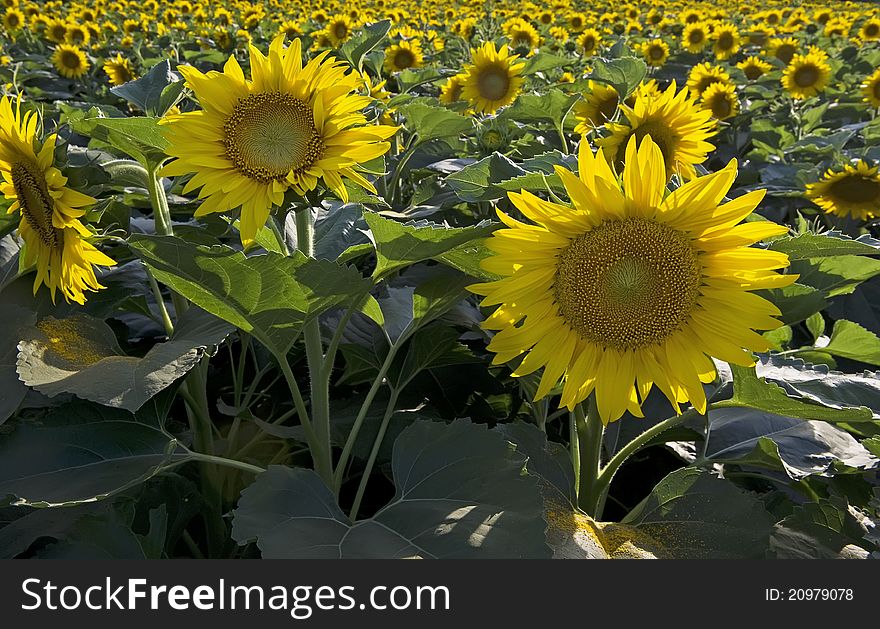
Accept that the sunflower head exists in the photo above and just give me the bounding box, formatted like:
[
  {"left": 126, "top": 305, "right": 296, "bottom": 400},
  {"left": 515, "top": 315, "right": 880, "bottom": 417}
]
[
  {"left": 51, "top": 44, "right": 90, "bottom": 79},
  {"left": 574, "top": 81, "right": 620, "bottom": 135},
  {"left": 860, "top": 68, "right": 880, "bottom": 108},
  {"left": 782, "top": 53, "right": 831, "bottom": 100},
  {"left": 687, "top": 62, "right": 732, "bottom": 98},
  {"left": 578, "top": 28, "right": 602, "bottom": 56},
  {"left": 460, "top": 42, "right": 526, "bottom": 115},
  {"left": 767, "top": 37, "right": 799, "bottom": 65},
  {"left": 161, "top": 36, "right": 398, "bottom": 247},
  {"left": 383, "top": 39, "right": 424, "bottom": 74},
  {"left": 640, "top": 40, "right": 669, "bottom": 67},
  {"left": 682, "top": 22, "right": 709, "bottom": 53},
  {"left": 701, "top": 83, "right": 739, "bottom": 120},
  {"left": 712, "top": 24, "right": 740, "bottom": 60},
  {"left": 807, "top": 160, "right": 880, "bottom": 221},
  {"left": 439, "top": 74, "right": 467, "bottom": 104},
  {"left": 598, "top": 81, "right": 717, "bottom": 181},
  {"left": 0, "top": 96, "right": 115, "bottom": 303},
  {"left": 469, "top": 135, "right": 793, "bottom": 423},
  {"left": 737, "top": 56, "right": 773, "bottom": 81},
  {"left": 103, "top": 53, "right": 135, "bottom": 86}
]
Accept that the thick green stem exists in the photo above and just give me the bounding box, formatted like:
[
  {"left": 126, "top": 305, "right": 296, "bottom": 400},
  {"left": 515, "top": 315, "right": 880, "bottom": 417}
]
[
  {"left": 186, "top": 451, "right": 266, "bottom": 476},
  {"left": 575, "top": 396, "right": 605, "bottom": 517},
  {"left": 349, "top": 388, "right": 400, "bottom": 520}
]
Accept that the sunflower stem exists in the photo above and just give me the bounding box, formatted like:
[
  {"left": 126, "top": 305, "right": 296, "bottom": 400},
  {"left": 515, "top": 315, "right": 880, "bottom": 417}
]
[
  {"left": 294, "top": 207, "right": 335, "bottom": 487},
  {"left": 575, "top": 396, "right": 605, "bottom": 518},
  {"left": 349, "top": 387, "right": 400, "bottom": 521}
]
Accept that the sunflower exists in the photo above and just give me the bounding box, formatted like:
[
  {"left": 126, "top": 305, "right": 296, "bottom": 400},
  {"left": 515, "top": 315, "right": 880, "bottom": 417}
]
[
  {"left": 782, "top": 53, "right": 830, "bottom": 100},
  {"left": 326, "top": 14, "right": 353, "bottom": 46},
  {"left": 3, "top": 7, "right": 23, "bottom": 31},
  {"left": 103, "top": 53, "right": 135, "bottom": 86},
  {"left": 807, "top": 161, "right": 880, "bottom": 221},
  {"left": 65, "top": 23, "right": 90, "bottom": 46},
  {"left": 860, "top": 18, "right": 880, "bottom": 42},
  {"left": 700, "top": 83, "right": 739, "bottom": 120},
  {"left": 599, "top": 81, "right": 716, "bottom": 180},
  {"left": 578, "top": 28, "right": 602, "bottom": 56},
  {"left": 0, "top": 96, "right": 115, "bottom": 303},
  {"left": 737, "top": 56, "right": 773, "bottom": 81},
  {"left": 46, "top": 18, "right": 68, "bottom": 42},
  {"left": 682, "top": 22, "right": 709, "bottom": 53},
  {"left": 277, "top": 20, "right": 301, "bottom": 40},
  {"left": 640, "top": 40, "right": 669, "bottom": 67},
  {"left": 460, "top": 42, "right": 525, "bottom": 115},
  {"left": 161, "top": 36, "right": 397, "bottom": 246},
  {"left": 766, "top": 37, "right": 798, "bottom": 65},
  {"left": 574, "top": 81, "right": 619, "bottom": 134},
  {"left": 439, "top": 74, "right": 466, "bottom": 104},
  {"left": 51, "top": 44, "right": 90, "bottom": 79},
  {"left": 862, "top": 68, "right": 880, "bottom": 108},
  {"left": 687, "top": 62, "right": 732, "bottom": 98},
  {"left": 469, "top": 135, "right": 793, "bottom": 423},
  {"left": 712, "top": 23, "right": 740, "bottom": 60},
  {"left": 383, "top": 40, "right": 423, "bottom": 74},
  {"left": 508, "top": 21, "right": 541, "bottom": 51},
  {"left": 568, "top": 12, "right": 588, "bottom": 33}
]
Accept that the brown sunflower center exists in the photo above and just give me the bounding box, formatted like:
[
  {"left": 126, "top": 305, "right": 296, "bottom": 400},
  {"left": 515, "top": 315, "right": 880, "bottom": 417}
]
[
  {"left": 866, "top": 24, "right": 880, "bottom": 38},
  {"left": 616, "top": 121, "right": 678, "bottom": 174},
  {"left": 393, "top": 48, "right": 416, "bottom": 69},
  {"left": 582, "top": 35, "right": 596, "bottom": 51},
  {"left": 829, "top": 176, "right": 880, "bottom": 205},
  {"left": 12, "top": 162, "right": 62, "bottom": 249},
  {"left": 224, "top": 92, "right": 324, "bottom": 184},
  {"left": 554, "top": 218, "right": 702, "bottom": 350},
  {"left": 60, "top": 50, "right": 82, "bottom": 70},
  {"left": 873, "top": 81, "right": 880, "bottom": 100},
  {"left": 711, "top": 94, "right": 732, "bottom": 119},
  {"left": 688, "top": 30, "right": 704, "bottom": 44},
  {"left": 743, "top": 64, "right": 763, "bottom": 81},
  {"left": 775, "top": 44, "right": 795, "bottom": 65},
  {"left": 793, "top": 64, "right": 819, "bottom": 88},
  {"left": 598, "top": 94, "right": 619, "bottom": 122},
  {"left": 717, "top": 32, "right": 734, "bottom": 50},
  {"left": 649, "top": 45, "right": 664, "bottom": 60},
  {"left": 333, "top": 23, "right": 348, "bottom": 39},
  {"left": 477, "top": 65, "right": 512, "bottom": 102}
]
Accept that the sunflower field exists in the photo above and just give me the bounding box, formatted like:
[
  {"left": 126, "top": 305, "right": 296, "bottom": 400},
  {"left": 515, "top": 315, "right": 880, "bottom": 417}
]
[{"left": 0, "top": 0, "right": 879, "bottom": 561}]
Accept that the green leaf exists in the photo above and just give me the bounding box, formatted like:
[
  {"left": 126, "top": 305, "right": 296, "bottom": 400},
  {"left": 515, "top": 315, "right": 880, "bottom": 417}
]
[
  {"left": 704, "top": 407, "right": 876, "bottom": 478},
  {"left": 395, "top": 325, "right": 478, "bottom": 386},
  {"left": 0, "top": 303, "right": 35, "bottom": 425},
  {"left": 621, "top": 467, "right": 775, "bottom": 558},
  {"left": 363, "top": 212, "right": 495, "bottom": 278},
  {"left": 16, "top": 309, "right": 232, "bottom": 412},
  {"left": 0, "top": 400, "right": 185, "bottom": 507},
  {"left": 521, "top": 53, "right": 570, "bottom": 75},
  {"left": 397, "top": 100, "right": 472, "bottom": 145},
  {"left": 790, "top": 255, "right": 880, "bottom": 297},
  {"left": 497, "top": 89, "right": 578, "bottom": 125},
  {"left": 823, "top": 320, "right": 880, "bottom": 366},
  {"left": 129, "top": 234, "right": 370, "bottom": 357},
  {"left": 495, "top": 422, "right": 576, "bottom": 505},
  {"left": 588, "top": 57, "right": 648, "bottom": 98},
  {"left": 445, "top": 152, "right": 527, "bottom": 202},
  {"left": 339, "top": 20, "right": 391, "bottom": 71},
  {"left": 69, "top": 115, "right": 169, "bottom": 167},
  {"left": 760, "top": 283, "right": 827, "bottom": 325},
  {"left": 411, "top": 270, "right": 473, "bottom": 328},
  {"left": 771, "top": 497, "right": 874, "bottom": 558},
  {"left": 720, "top": 364, "right": 874, "bottom": 422},
  {"left": 110, "top": 59, "right": 183, "bottom": 117},
  {"left": 768, "top": 231, "right": 880, "bottom": 260},
  {"left": 232, "top": 419, "right": 551, "bottom": 558}
]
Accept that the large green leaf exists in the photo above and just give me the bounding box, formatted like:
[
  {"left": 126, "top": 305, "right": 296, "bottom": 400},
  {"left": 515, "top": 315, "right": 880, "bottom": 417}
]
[
  {"left": 339, "top": 20, "right": 391, "bottom": 71},
  {"left": 588, "top": 57, "right": 648, "bottom": 98},
  {"left": 16, "top": 308, "right": 231, "bottom": 411},
  {"left": 69, "top": 115, "right": 169, "bottom": 167},
  {"left": 718, "top": 364, "right": 874, "bottom": 421},
  {"left": 0, "top": 399, "right": 185, "bottom": 507},
  {"left": 497, "top": 89, "right": 578, "bottom": 125},
  {"left": 770, "top": 497, "right": 875, "bottom": 558},
  {"left": 363, "top": 212, "right": 496, "bottom": 278},
  {"left": 110, "top": 59, "right": 183, "bottom": 117},
  {"left": 769, "top": 231, "right": 880, "bottom": 260},
  {"left": 129, "top": 234, "right": 370, "bottom": 357},
  {"left": 822, "top": 320, "right": 880, "bottom": 367},
  {"left": 396, "top": 100, "right": 472, "bottom": 145},
  {"left": 232, "top": 419, "right": 551, "bottom": 558},
  {"left": 621, "top": 467, "right": 775, "bottom": 558},
  {"left": 704, "top": 407, "right": 876, "bottom": 478}
]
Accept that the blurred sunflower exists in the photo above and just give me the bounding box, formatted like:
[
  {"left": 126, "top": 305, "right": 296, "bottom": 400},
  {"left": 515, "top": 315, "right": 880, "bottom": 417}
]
[
  {"left": 161, "top": 37, "right": 397, "bottom": 246},
  {"left": 64, "top": 23, "right": 90, "bottom": 46},
  {"left": 574, "top": 82, "right": 619, "bottom": 134},
  {"left": 2, "top": 7, "right": 23, "bottom": 32},
  {"left": 767, "top": 37, "right": 798, "bottom": 65},
  {"left": 326, "top": 14, "right": 353, "bottom": 46},
  {"left": 782, "top": 53, "right": 830, "bottom": 99},
  {"left": 599, "top": 81, "right": 716, "bottom": 180},
  {"left": 439, "top": 74, "right": 466, "bottom": 104},
  {"left": 682, "top": 22, "right": 709, "bottom": 53},
  {"left": 461, "top": 42, "right": 525, "bottom": 114},
  {"left": 568, "top": 12, "right": 588, "bottom": 33},
  {"left": 701, "top": 83, "right": 739, "bottom": 120},
  {"left": 103, "top": 53, "right": 135, "bottom": 86},
  {"left": 277, "top": 20, "right": 301, "bottom": 40},
  {"left": 860, "top": 18, "right": 880, "bottom": 42},
  {"left": 384, "top": 40, "right": 423, "bottom": 73},
  {"left": 0, "top": 96, "right": 115, "bottom": 303},
  {"left": 577, "top": 28, "right": 602, "bottom": 56},
  {"left": 737, "top": 57, "right": 772, "bottom": 81},
  {"left": 52, "top": 44, "right": 90, "bottom": 79},
  {"left": 712, "top": 23, "right": 740, "bottom": 60},
  {"left": 46, "top": 19, "right": 67, "bottom": 43},
  {"left": 807, "top": 161, "right": 880, "bottom": 221},
  {"left": 469, "top": 136, "right": 793, "bottom": 423},
  {"left": 862, "top": 68, "right": 880, "bottom": 108},
  {"left": 687, "top": 62, "right": 731, "bottom": 98},
  {"left": 640, "top": 40, "right": 669, "bottom": 67}
]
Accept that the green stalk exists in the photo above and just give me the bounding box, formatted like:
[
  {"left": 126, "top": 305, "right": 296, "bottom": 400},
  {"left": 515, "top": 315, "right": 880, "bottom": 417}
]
[
  {"left": 349, "top": 388, "right": 400, "bottom": 521},
  {"left": 574, "top": 396, "right": 605, "bottom": 517}
]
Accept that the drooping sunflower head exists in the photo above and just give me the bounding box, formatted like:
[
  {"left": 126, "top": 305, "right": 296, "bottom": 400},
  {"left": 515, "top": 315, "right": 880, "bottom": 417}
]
[
  {"left": 161, "top": 36, "right": 398, "bottom": 246},
  {"left": 712, "top": 23, "right": 740, "bottom": 60},
  {"left": 737, "top": 56, "right": 773, "bottom": 81},
  {"left": 860, "top": 68, "right": 880, "bottom": 108},
  {"left": 640, "top": 40, "right": 670, "bottom": 67},
  {"left": 807, "top": 160, "right": 880, "bottom": 221},
  {"left": 782, "top": 53, "right": 831, "bottom": 100},
  {"left": 460, "top": 42, "right": 526, "bottom": 115},
  {"left": 103, "top": 53, "right": 135, "bottom": 86},
  {"left": 383, "top": 39, "right": 424, "bottom": 74},
  {"left": 687, "top": 62, "right": 732, "bottom": 98},
  {"left": 700, "top": 82, "right": 739, "bottom": 121},
  {"left": 578, "top": 28, "right": 602, "bottom": 56},
  {"left": 766, "top": 37, "right": 799, "bottom": 65},
  {"left": 574, "top": 81, "right": 620, "bottom": 135},
  {"left": 469, "top": 135, "right": 793, "bottom": 423},
  {"left": 598, "top": 81, "right": 717, "bottom": 181},
  {"left": 51, "top": 44, "right": 90, "bottom": 79},
  {"left": 439, "top": 74, "right": 467, "bottom": 105},
  {"left": 682, "top": 22, "right": 709, "bottom": 53},
  {"left": 0, "top": 96, "right": 115, "bottom": 303}
]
